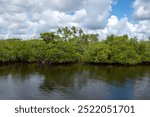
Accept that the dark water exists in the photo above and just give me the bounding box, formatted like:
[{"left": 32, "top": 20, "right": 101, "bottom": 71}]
[{"left": 0, "top": 64, "right": 150, "bottom": 100}]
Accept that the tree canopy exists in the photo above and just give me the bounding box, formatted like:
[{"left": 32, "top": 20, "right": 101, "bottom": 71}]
[{"left": 0, "top": 26, "right": 150, "bottom": 65}]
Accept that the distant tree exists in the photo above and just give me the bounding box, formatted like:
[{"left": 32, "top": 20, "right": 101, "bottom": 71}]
[
  {"left": 40, "top": 32, "right": 59, "bottom": 43},
  {"left": 88, "top": 34, "right": 99, "bottom": 43},
  {"left": 57, "top": 26, "right": 79, "bottom": 40},
  {"left": 57, "top": 28, "right": 62, "bottom": 34},
  {"left": 62, "top": 26, "right": 72, "bottom": 40},
  {"left": 71, "top": 26, "right": 78, "bottom": 37},
  {"left": 79, "top": 29, "right": 84, "bottom": 36}
]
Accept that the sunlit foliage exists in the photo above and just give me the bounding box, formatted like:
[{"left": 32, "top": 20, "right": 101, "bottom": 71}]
[{"left": 0, "top": 27, "right": 150, "bottom": 65}]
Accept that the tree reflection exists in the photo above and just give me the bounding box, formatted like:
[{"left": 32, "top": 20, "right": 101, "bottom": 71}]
[{"left": 0, "top": 64, "right": 150, "bottom": 99}]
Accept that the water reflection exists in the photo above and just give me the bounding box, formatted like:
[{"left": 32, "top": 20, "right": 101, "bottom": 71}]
[{"left": 0, "top": 64, "right": 150, "bottom": 99}]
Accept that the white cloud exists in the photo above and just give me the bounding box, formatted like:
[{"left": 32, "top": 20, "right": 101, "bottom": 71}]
[
  {"left": 90, "top": 0, "right": 150, "bottom": 40},
  {"left": 94, "top": 15, "right": 150, "bottom": 40},
  {"left": 48, "top": 0, "right": 83, "bottom": 12},
  {"left": 82, "top": 0, "right": 112, "bottom": 29},
  {"left": 0, "top": 0, "right": 113, "bottom": 38},
  {"left": 133, "top": 0, "right": 150, "bottom": 20},
  {"left": 106, "top": 16, "right": 136, "bottom": 36},
  {"left": 0, "top": 0, "right": 149, "bottom": 40}
]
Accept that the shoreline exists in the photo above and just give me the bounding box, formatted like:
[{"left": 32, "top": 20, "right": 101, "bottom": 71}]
[{"left": 1, "top": 61, "right": 150, "bottom": 66}]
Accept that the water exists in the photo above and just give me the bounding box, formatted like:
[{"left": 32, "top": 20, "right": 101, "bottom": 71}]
[{"left": 0, "top": 64, "right": 150, "bottom": 100}]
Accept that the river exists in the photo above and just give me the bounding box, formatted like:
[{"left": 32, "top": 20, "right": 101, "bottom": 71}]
[{"left": 0, "top": 64, "right": 150, "bottom": 100}]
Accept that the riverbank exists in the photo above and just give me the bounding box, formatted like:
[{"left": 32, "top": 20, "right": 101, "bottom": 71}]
[
  {"left": 0, "top": 38, "right": 150, "bottom": 65},
  {"left": 0, "top": 28, "right": 150, "bottom": 65}
]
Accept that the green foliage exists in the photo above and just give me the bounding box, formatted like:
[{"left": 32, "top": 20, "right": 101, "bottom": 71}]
[
  {"left": 45, "top": 42, "right": 80, "bottom": 63},
  {"left": 139, "top": 41, "right": 150, "bottom": 63},
  {"left": 40, "top": 32, "right": 59, "bottom": 43},
  {"left": 105, "top": 36, "right": 141, "bottom": 64},
  {"left": 84, "top": 43, "right": 110, "bottom": 63},
  {"left": 0, "top": 27, "right": 150, "bottom": 65}
]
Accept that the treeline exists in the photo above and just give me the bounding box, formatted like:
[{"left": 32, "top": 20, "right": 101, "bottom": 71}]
[{"left": 0, "top": 26, "right": 150, "bottom": 65}]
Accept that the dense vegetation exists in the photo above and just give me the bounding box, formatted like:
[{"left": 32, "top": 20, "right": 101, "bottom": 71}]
[{"left": 0, "top": 26, "right": 150, "bottom": 65}]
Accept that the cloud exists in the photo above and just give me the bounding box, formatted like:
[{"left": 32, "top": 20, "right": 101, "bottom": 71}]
[
  {"left": 0, "top": 0, "right": 113, "bottom": 38},
  {"left": 88, "top": 0, "right": 150, "bottom": 40},
  {"left": 94, "top": 15, "right": 150, "bottom": 40},
  {"left": 133, "top": 0, "right": 150, "bottom": 20},
  {"left": 48, "top": 0, "right": 83, "bottom": 12},
  {"left": 0, "top": 0, "right": 149, "bottom": 40},
  {"left": 105, "top": 16, "right": 137, "bottom": 37},
  {"left": 81, "top": 0, "right": 112, "bottom": 29}
]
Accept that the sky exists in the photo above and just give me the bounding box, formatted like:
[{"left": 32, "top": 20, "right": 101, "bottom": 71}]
[
  {"left": 0, "top": 0, "right": 150, "bottom": 40},
  {"left": 111, "top": 0, "right": 133, "bottom": 19}
]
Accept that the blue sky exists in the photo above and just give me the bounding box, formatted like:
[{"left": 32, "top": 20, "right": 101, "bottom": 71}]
[
  {"left": 111, "top": 0, "right": 134, "bottom": 20},
  {"left": 0, "top": 0, "right": 150, "bottom": 39}
]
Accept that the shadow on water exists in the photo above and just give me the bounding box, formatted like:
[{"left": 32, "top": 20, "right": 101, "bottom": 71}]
[{"left": 0, "top": 64, "right": 150, "bottom": 100}]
